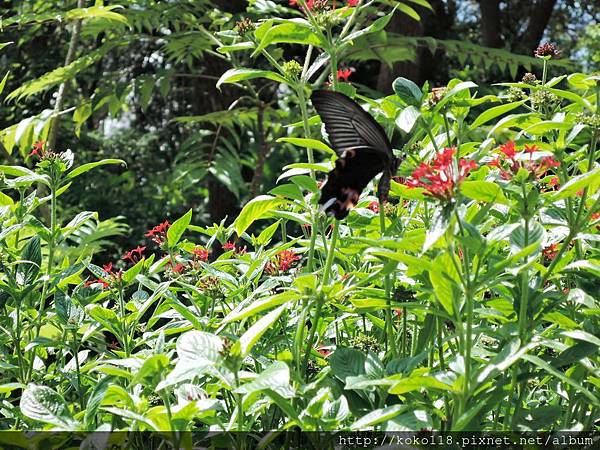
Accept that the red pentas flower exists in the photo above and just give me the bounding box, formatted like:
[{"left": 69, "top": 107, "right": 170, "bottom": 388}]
[
  {"left": 29, "top": 140, "right": 46, "bottom": 158},
  {"left": 122, "top": 246, "right": 146, "bottom": 264},
  {"left": 192, "top": 246, "right": 209, "bottom": 262},
  {"left": 405, "top": 147, "right": 477, "bottom": 202},
  {"left": 223, "top": 241, "right": 247, "bottom": 255},
  {"left": 265, "top": 249, "right": 301, "bottom": 274},
  {"left": 542, "top": 243, "right": 559, "bottom": 260},
  {"left": 489, "top": 141, "right": 560, "bottom": 180},
  {"left": 146, "top": 220, "right": 170, "bottom": 245},
  {"left": 592, "top": 212, "right": 600, "bottom": 231},
  {"left": 317, "top": 345, "right": 332, "bottom": 357},
  {"left": 337, "top": 68, "right": 353, "bottom": 82},
  {"left": 367, "top": 201, "right": 379, "bottom": 213}
]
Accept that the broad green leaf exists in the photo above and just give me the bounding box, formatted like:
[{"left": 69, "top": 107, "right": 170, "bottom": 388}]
[
  {"left": 552, "top": 168, "right": 600, "bottom": 200},
  {"left": 349, "top": 405, "right": 409, "bottom": 430},
  {"left": 235, "top": 361, "right": 294, "bottom": 398},
  {"left": 223, "top": 291, "right": 300, "bottom": 323},
  {"left": 330, "top": 348, "right": 366, "bottom": 381},
  {"left": 177, "top": 331, "right": 222, "bottom": 363},
  {"left": 16, "top": 236, "right": 42, "bottom": 286},
  {"left": 277, "top": 137, "right": 335, "bottom": 155},
  {"left": 167, "top": 208, "right": 192, "bottom": 247},
  {"left": 253, "top": 19, "right": 323, "bottom": 55},
  {"left": 20, "top": 384, "right": 79, "bottom": 429},
  {"left": 461, "top": 181, "right": 509, "bottom": 204},
  {"left": 389, "top": 374, "right": 458, "bottom": 394},
  {"left": 393, "top": 77, "right": 423, "bottom": 106},
  {"left": 66, "top": 159, "right": 125, "bottom": 180},
  {"left": 216, "top": 68, "right": 287, "bottom": 89},
  {"left": 84, "top": 376, "right": 114, "bottom": 428},
  {"left": 521, "top": 354, "right": 600, "bottom": 406},
  {"left": 256, "top": 220, "right": 281, "bottom": 246},
  {"left": 470, "top": 100, "right": 525, "bottom": 129},
  {"left": 396, "top": 105, "right": 421, "bottom": 133},
  {"left": 234, "top": 195, "right": 288, "bottom": 236},
  {"left": 232, "top": 304, "right": 287, "bottom": 358}
]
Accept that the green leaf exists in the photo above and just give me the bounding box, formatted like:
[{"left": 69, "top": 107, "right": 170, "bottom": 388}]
[
  {"left": 216, "top": 68, "right": 287, "bottom": 89},
  {"left": 424, "top": 205, "right": 451, "bottom": 251},
  {"left": 177, "top": 331, "right": 222, "bottom": 364},
  {"left": 7, "top": 43, "right": 117, "bottom": 102},
  {"left": 429, "top": 253, "right": 460, "bottom": 315},
  {"left": 66, "top": 159, "right": 125, "bottom": 180},
  {"left": 461, "top": 181, "right": 509, "bottom": 204},
  {"left": 234, "top": 195, "right": 288, "bottom": 236},
  {"left": 434, "top": 81, "right": 477, "bottom": 111},
  {"left": 0, "top": 72, "right": 9, "bottom": 97},
  {"left": 277, "top": 137, "right": 335, "bottom": 155},
  {"left": 235, "top": 361, "right": 294, "bottom": 398},
  {"left": 65, "top": 5, "right": 127, "bottom": 24},
  {"left": 20, "top": 384, "right": 79, "bottom": 429},
  {"left": 393, "top": 77, "right": 423, "bottom": 106},
  {"left": 223, "top": 291, "right": 300, "bottom": 323},
  {"left": 552, "top": 168, "right": 600, "bottom": 200},
  {"left": 470, "top": 100, "right": 525, "bottom": 129},
  {"left": 232, "top": 304, "right": 287, "bottom": 358},
  {"left": 253, "top": 19, "right": 323, "bottom": 55},
  {"left": 330, "top": 348, "right": 366, "bottom": 381},
  {"left": 349, "top": 405, "right": 409, "bottom": 430},
  {"left": 396, "top": 105, "right": 421, "bottom": 133},
  {"left": 521, "top": 354, "right": 600, "bottom": 406},
  {"left": 509, "top": 221, "right": 544, "bottom": 252},
  {"left": 388, "top": 374, "right": 458, "bottom": 394},
  {"left": 167, "top": 208, "right": 192, "bottom": 247},
  {"left": 84, "top": 376, "right": 114, "bottom": 428},
  {"left": 16, "top": 236, "right": 42, "bottom": 287},
  {"left": 256, "top": 220, "right": 281, "bottom": 246}
]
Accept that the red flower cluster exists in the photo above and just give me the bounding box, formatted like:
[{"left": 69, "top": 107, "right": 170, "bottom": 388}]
[
  {"left": 337, "top": 68, "right": 353, "bottom": 82},
  {"left": 122, "top": 246, "right": 145, "bottom": 264},
  {"left": 489, "top": 141, "right": 560, "bottom": 181},
  {"left": 367, "top": 200, "right": 379, "bottom": 213},
  {"left": 265, "top": 249, "right": 301, "bottom": 274},
  {"left": 146, "top": 220, "right": 170, "bottom": 245},
  {"left": 192, "top": 246, "right": 209, "bottom": 262},
  {"left": 223, "top": 241, "right": 247, "bottom": 255},
  {"left": 29, "top": 140, "right": 46, "bottom": 158},
  {"left": 405, "top": 147, "right": 477, "bottom": 201},
  {"left": 542, "top": 243, "right": 559, "bottom": 260},
  {"left": 317, "top": 345, "right": 332, "bottom": 357}
]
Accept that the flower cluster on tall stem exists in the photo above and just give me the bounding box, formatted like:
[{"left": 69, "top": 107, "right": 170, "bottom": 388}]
[
  {"left": 405, "top": 147, "right": 477, "bottom": 201},
  {"left": 145, "top": 220, "right": 170, "bottom": 245},
  {"left": 265, "top": 249, "right": 301, "bottom": 274},
  {"left": 488, "top": 141, "right": 560, "bottom": 180}
]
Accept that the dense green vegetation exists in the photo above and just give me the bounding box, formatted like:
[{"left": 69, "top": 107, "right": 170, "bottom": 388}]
[{"left": 0, "top": 0, "right": 599, "bottom": 447}]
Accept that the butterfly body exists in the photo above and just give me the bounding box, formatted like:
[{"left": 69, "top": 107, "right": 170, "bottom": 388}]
[{"left": 311, "top": 90, "right": 400, "bottom": 219}]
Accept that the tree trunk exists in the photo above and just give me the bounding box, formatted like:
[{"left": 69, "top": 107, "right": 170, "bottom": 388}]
[
  {"left": 480, "top": 0, "right": 504, "bottom": 48},
  {"left": 376, "top": 11, "right": 423, "bottom": 94},
  {"left": 515, "top": 0, "right": 557, "bottom": 54}
]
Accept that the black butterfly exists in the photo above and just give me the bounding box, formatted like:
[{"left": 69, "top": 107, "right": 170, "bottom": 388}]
[{"left": 311, "top": 90, "right": 401, "bottom": 220}]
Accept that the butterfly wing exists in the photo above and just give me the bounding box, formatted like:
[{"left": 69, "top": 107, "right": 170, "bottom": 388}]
[{"left": 311, "top": 90, "right": 394, "bottom": 219}]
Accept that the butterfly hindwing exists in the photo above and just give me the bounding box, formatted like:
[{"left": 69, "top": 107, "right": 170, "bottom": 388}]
[
  {"left": 311, "top": 90, "right": 396, "bottom": 219},
  {"left": 319, "top": 146, "right": 387, "bottom": 220}
]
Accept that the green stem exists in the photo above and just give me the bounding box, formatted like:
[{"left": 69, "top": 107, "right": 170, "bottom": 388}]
[
  {"left": 303, "top": 221, "right": 339, "bottom": 373},
  {"left": 380, "top": 206, "right": 396, "bottom": 356},
  {"left": 72, "top": 329, "right": 84, "bottom": 411}
]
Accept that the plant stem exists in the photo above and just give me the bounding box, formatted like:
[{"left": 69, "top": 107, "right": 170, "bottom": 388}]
[
  {"left": 302, "top": 220, "right": 339, "bottom": 373},
  {"left": 379, "top": 206, "right": 396, "bottom": 356}
]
